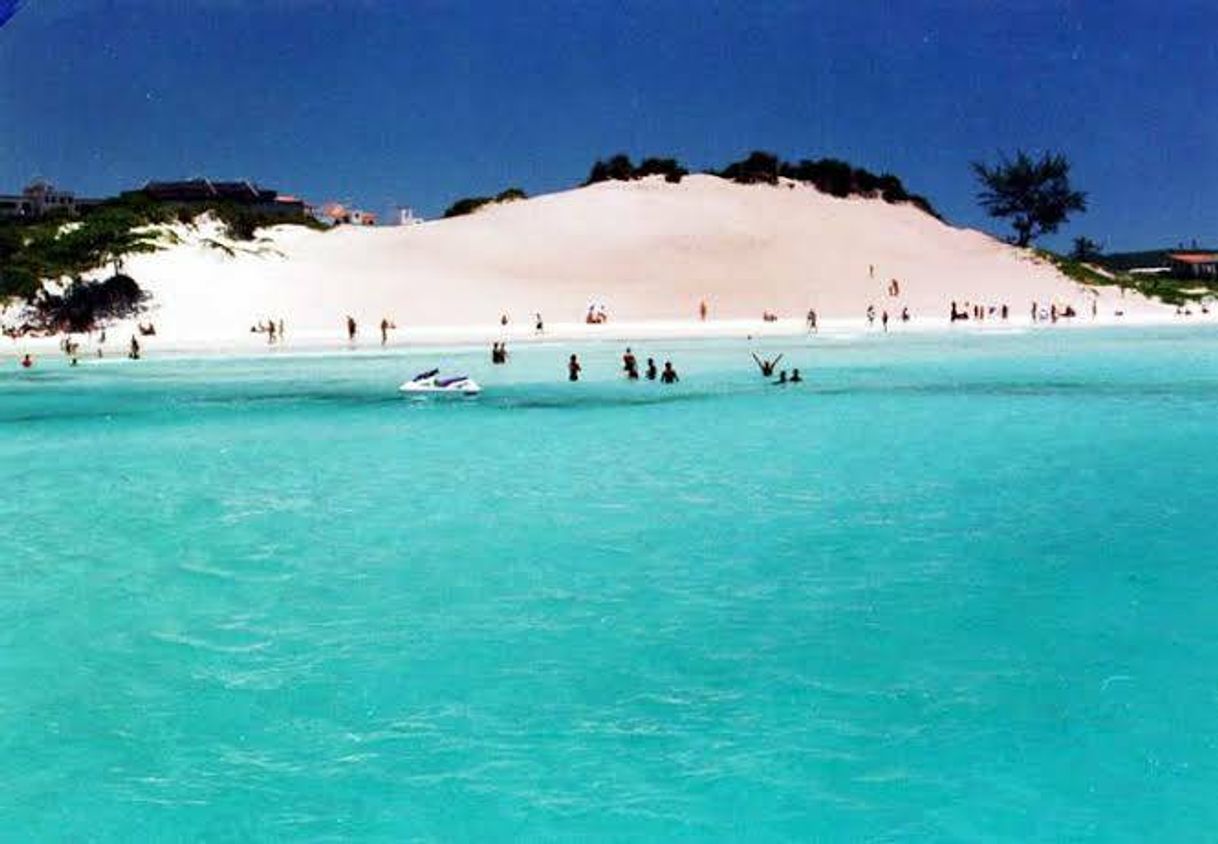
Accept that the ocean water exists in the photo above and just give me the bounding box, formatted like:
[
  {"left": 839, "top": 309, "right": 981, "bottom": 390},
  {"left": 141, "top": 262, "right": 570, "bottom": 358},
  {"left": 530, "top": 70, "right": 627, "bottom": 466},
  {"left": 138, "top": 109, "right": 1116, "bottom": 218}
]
[{"left": 2, "top": 327, "right": 1217, "bottom": 842}]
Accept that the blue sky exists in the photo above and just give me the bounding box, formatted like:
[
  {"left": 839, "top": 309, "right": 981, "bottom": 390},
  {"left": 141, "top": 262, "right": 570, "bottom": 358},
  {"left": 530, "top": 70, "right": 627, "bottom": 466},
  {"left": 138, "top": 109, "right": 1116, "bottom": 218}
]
[{"left": 1, "top": 0, "right": 1214, "bottom": 250}]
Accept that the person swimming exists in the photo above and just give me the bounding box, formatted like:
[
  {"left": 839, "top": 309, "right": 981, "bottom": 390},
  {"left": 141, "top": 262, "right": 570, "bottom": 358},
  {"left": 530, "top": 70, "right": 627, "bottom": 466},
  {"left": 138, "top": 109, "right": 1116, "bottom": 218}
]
[
  {"left": 660, "top": 361, "right": 678, "bottom": 383},
  {"left": 775, "top": 369, "right": 788, "bottom": 384},
  {"left": 790, "top": 368, "right": 802, "bottom": 383},
  {"left": 752, "top": 352, "right": 783, "bottom": 376},
  {"left": 20, "top": 353, "right": 33, "bottom": 369}
]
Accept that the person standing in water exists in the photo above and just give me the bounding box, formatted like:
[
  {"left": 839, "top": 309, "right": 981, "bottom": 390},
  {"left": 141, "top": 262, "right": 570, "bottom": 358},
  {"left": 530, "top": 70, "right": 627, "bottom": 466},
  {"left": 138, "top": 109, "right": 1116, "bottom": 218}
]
[
  {"left": 645, "top": 358, "right": 657, "bottom": 380},
  {"left": 622, "top": 347, "right": 638, "bottom": 379},
  {"left": 790, "top": 368, "right": 802, "bottom": 383},
  {"left": 129, "top": 336, "right": 141, "bottom": 360},
  {"left": 660, "top": 361, "right": 678, "bottom": 383},
  {"left": 20, "top": 353, "right": 33, "bottom": 369},
  {"left": 346, "top": 315, "right": 357, "bottom": 341},
  {"left": 568, "top": 354, "right": 581, "bottom": 382},
  {"left": 380, "top": 318, "right": 390, "bottom": 346}
]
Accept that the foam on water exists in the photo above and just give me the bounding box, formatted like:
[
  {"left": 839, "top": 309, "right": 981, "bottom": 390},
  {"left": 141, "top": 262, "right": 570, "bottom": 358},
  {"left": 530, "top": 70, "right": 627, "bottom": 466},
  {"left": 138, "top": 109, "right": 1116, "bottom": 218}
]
[{"left": 2, "top": 327, "right": 1217, "bottom": 840}]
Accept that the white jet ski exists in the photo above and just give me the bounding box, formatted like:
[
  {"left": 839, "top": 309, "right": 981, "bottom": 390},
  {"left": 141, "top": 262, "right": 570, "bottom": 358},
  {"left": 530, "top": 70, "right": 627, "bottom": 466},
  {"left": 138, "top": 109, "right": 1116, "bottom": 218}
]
[{"left": 399, "top": 368, "right": 482, "bottom": 396}]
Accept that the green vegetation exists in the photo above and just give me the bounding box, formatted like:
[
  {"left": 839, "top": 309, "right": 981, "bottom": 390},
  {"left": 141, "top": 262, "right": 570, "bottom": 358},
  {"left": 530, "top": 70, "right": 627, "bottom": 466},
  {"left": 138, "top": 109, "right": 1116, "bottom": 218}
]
[
  {"left": 1070, "top": 236, "right": 1103, "bottom": 262},
  {"left": 709, "top": 150, "right": 938, "bottom": 216},
  {"left": 577, "top": 150, "right": 937, "bottom": 216},
  {"left": 972, "top": 150, "right": 1086, "bottom": 247},
  {"left": 584, "top": 154, "right": 688, "bottom": 185},
  {"left": 442, "top": 187, "right": 529, "bottom": 219},
  {"left": 1037, "top": 249, "right": 1217, "bottom": 307},
  {"left": 0, "top": 204, "right": 162, "bottom": 303},
  {"left": 27, "top": 274, "right": 149, "bottom": 334},
  {"left": 1, "top": 190, "right": 323, "bottom": 334}
]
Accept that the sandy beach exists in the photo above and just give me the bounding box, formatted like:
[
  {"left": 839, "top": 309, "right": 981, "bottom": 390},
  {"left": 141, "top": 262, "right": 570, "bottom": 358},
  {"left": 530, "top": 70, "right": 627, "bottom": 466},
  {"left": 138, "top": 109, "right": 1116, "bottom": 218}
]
[{"left": 3, "top": 174, "right": 1188, "bottom": 358}]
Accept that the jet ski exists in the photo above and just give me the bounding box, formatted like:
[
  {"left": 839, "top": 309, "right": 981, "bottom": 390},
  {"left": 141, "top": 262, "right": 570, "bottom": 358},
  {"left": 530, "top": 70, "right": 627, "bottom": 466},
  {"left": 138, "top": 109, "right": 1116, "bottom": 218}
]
[{"left": 399, "top": 369, "right": 482, "bottom": 396}]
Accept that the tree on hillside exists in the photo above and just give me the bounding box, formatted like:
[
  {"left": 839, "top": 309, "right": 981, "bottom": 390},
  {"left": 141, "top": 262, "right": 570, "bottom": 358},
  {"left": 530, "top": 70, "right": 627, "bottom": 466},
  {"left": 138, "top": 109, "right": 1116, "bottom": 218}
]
[
  {"left": 1071, "top": 236, "right": 1103, "bottom": 262},
  {"left": 718, "top": 151, "right": 780, "bottom": 185},
  {"left": 972, "top": 150, "right": 1087, "bottom": 247}
]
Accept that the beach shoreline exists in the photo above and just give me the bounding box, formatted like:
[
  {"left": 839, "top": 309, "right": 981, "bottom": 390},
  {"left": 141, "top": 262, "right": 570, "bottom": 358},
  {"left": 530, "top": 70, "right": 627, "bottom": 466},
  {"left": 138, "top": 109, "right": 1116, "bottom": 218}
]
[{"left": 6, "top": 309, "right": 1212, "bottom": 362}]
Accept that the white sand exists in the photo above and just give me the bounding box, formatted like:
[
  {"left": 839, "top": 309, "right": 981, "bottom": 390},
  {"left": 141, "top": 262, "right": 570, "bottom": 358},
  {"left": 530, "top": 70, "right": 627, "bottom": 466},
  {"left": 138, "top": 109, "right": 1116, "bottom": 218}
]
[{"left": 5, "top": 174, "right": 1188, "bottom": 355}]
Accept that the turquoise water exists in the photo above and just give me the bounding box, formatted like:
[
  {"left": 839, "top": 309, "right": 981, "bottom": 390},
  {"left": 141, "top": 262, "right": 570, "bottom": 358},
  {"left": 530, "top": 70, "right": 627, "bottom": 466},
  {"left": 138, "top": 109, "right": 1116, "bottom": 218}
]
[{"left": 2, "top": 328, "right": 1217, "bottom": 841}]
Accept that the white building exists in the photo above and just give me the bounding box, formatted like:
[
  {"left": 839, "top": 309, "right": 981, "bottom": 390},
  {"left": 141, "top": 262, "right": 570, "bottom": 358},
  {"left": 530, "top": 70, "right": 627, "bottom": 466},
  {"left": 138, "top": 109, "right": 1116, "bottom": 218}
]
[{"left": 0, "top": 181, "right": 86, "bottom": 218}]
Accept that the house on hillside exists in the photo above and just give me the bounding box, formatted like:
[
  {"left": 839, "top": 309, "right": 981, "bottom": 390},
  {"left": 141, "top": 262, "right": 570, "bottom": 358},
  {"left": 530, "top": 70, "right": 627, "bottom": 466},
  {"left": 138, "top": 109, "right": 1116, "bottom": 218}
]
[
  {"left": 321, "top": 202, "right": 376, "bottom": 226},
  {"left": 0, "top": 181, "right": 100, "bottom": 219},
  {"left": 136, "top": 179, "right": 308, "bottom": 217},
  {"left": 1167, "top": 253, "right": 1218, "bottom": 279}
]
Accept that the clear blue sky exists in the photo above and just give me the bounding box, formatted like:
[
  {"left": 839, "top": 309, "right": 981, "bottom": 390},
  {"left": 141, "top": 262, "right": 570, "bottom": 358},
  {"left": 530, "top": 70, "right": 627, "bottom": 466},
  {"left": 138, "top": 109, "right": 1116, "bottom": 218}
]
[{"left": 1, "top": 0, "right": 1214, "bottom": 251}]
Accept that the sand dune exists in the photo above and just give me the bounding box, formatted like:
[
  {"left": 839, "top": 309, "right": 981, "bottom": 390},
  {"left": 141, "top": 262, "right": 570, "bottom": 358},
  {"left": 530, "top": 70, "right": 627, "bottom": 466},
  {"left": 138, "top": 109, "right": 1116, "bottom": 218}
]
[{"left": 90, "top": 174, "right": 1165, "bottom": 345}]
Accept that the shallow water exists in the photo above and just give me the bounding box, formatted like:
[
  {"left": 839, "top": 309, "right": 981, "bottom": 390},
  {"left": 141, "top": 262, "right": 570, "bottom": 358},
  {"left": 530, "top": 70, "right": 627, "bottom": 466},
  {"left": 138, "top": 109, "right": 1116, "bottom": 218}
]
[{"left": 2, "top": 328, "right": 1217, "bottom": 841}]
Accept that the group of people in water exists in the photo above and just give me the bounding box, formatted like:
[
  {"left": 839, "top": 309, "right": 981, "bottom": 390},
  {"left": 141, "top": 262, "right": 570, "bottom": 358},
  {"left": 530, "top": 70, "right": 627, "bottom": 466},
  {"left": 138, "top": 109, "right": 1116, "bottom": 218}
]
[
  {"left": 752, "top": 353, "right": 802, "bottom": 384},
  {"left": 563, "top": 348, "right": 679, "bottom": 383}
]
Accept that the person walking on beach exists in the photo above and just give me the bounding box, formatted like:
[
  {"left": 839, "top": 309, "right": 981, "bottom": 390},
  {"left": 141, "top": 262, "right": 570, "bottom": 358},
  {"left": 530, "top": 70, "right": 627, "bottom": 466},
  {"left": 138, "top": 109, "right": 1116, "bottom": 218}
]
[
  {"left": 660, "top": 361, "right": 679, "bottom": 384},
  {"left": 1031, "top": 302, "right": 1038, "bottom": 323},
  {"left": 806, "top": 308, "right": 818, "bottom": 332},
  {"left": 346, "top": 315, "right": 357, "bottom": 341},
  {"left": 882, "top": 310, "right": 889, "bottom": 332},
  {"left": 278, "top": 319, "right": 285, "bottom": 341},
  {"left": 380, "top": 318, "right": 390, "bottom": 346},
  {"left": 568, "top": 353, "right": 581, "bottom": 382},
  {"left": 901, "top": 307, "right": 910, "bottom": 322},
  {"left": 535, "top": 313, "right": 544, "bottom": 334},
  {"left": 129, "top": 335, "right": 141, "bottom": 360},
  {"left": 866, "top": 305, "right": 875, "bottom": 326},
  {"left": 645, "top": 357, "right": 657, "bottom": 380},
  {"left": 267, "top": 318, "right": 276, "bottom": 344},
  {"left": 699, "top": 300, "right": 708, "bottom": 321}
]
